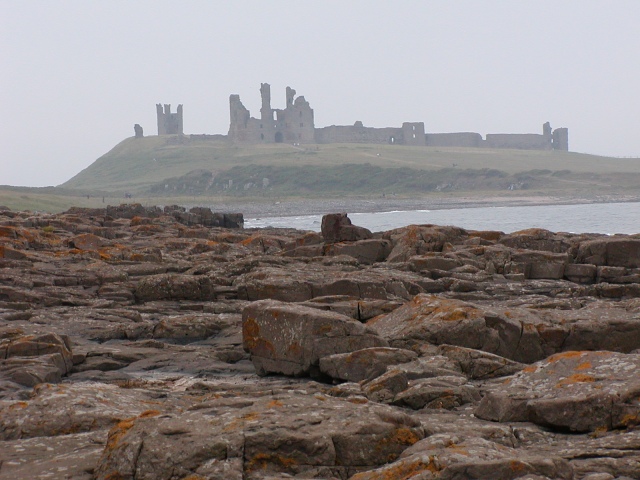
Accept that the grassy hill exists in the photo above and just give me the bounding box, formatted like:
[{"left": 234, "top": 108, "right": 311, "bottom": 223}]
[
  {"left": 2, "top": 135, "right": 638, "bottom": 213},
  {"left": 61, "top": 135, "right": 640, "bottom": 195}
]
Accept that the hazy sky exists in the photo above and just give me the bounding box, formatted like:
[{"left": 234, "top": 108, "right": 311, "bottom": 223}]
[{"left": 2, "top": 1, "right": 640, "bottom": 187}]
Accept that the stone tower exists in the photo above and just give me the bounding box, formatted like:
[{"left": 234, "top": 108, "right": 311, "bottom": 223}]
[
  {"left": 552, "top": 128, "right": 569, "bottom": 151},
  {"left": 228, "top": 83, "right": 315, "bottom": 144},
  {"left": 156, "top": 104, "right": 183, "bottom": 135}
]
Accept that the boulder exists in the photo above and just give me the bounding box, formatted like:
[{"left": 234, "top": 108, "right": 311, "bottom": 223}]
[
  {"left": 437, "top": 344, "right": 526, "bottom": 380},
  {"left": 323, "top": 238, "right": 391, "bottom": 264},
  {"left": 350, "top": 435, "right": 573, "bottom": 480},
  {"left": 242, "top": 299, "right": 387, "bottom": 376},
  {"left": 318, "top": 347, "right": 417, "bottom": 382},
  {"left": 564, "top": 263, "right": 597, "bottom": 283},
  {"left": 0, "top": 332, "right": 74, "bottom": 389},
  {"left": 392, "top": 375, "right": 480, "bottom": 410},
  {"left": 134, "top": 273, "right": 217, "bottom": 302},
  {"left": 577, "top": 237, "right": 640, "bottom": 268},
  {"left": 475, "top": 351, "right": 640, "bottom": 432},
  {"left": 383, "top": 224, "right": 468, "bottom": 263},
  {"left": 321, "top": 213, "right": 373, "bottom": 243},
  {"left": 367, "top": 294, "right": 546, "bottom": 363}
]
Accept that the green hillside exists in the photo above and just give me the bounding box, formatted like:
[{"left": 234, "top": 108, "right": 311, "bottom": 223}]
[{"left": 62, "top": 135, "right": 640, "bottom": 195}]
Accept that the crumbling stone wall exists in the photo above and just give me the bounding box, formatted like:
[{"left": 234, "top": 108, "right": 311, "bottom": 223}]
[
  {"left": 227, "top": 84, "right": 568, "bottom": 151},
  {"left": 314, "top": 122, "right": 426, "bottom": 146},
  {"left": 228, "top": 84, "right": 315, "bottom": 144},
  {"left": 156, "top": 104, "right": 183, "bottom": 135},
  {"left": 426, "top": 132, "right": 483, "bottom": 147},
  {"left": 485, "top": 133, "right": 552, "bottom": 150}
]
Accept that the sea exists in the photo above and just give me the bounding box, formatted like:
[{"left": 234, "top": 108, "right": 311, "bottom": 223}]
[{"left": 244, "top": 201, "right": 639, "bottom": 235}]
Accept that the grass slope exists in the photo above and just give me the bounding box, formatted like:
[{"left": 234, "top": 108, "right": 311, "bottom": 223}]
[{"left": 62, "top": 135, "right": 640, "bottom": 193}]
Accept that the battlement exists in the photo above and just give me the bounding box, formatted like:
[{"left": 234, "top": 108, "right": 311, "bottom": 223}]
[{"left": 156, "top": 103, "right": 183, "bottom": 135}]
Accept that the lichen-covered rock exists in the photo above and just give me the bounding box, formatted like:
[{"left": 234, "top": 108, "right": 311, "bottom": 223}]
[
  {"left": 350, "top": 435, "right": 573, "bottom": 480},
  {"left": 392, "top": 375, "right": 481, "bottom": 410},
  {"left": 321, "top": 213, "right": 373, "bottom": 243},
  {"left": 242, "top": 299, "right": 387, "bottom": 376},
  {"left": 318, "top": 347, "right": 417, "bottom": 382},
  {"left": 0, "top": 332, "right": 74, "bottom": 390},
  {"left": 577, "top": 237, "right": 640, "bottom": 268},
  {"left": 476, "top": 351, "right": 640, "bottom": 432},
  {"left": 93, "top": 392, "right": 425, "bottom": 480},
  {"left": 134, "top": 273, "right": 217, "bottom": 302}
]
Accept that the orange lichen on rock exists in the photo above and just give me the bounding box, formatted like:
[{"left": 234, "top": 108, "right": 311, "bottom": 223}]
[
  {"left": 576, "top": 362, "right": 592, "bottom": 370},
  {"left": 347, "top": 397, "right": 368, "bottom": 404},
  {"left": 105, "top": 418, "right": 136, "bottom": 451},
  {"left": 547, "top": 351, "right": 586, "bottom": 363},
  {"left": 350, "top": 457, "right": 440, "bottom": 480},
  {"left": 245, "top": 452, "right": 297, "bottom": 472},
  {"left": 266, "top": 399, "right": 283, "bottom": 408},
  {"left": 556, "top": 374, "right": 596, "bottom": 388},
  {"left": 139, "top": 409, "right": 161, "bottom": 418}
]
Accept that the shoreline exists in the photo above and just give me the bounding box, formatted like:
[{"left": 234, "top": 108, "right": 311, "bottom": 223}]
[{"left": 207, "top": 194, "right": 640, "bottom": 218}]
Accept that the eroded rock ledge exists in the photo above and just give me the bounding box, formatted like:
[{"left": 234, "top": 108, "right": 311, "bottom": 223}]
[{"left": 0, "top": 207, "right": 638, "bottom": 479}]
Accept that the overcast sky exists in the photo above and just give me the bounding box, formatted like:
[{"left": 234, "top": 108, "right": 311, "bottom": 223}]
[{"left": 2, "top": 1, "right": 640, "bottom": 187}]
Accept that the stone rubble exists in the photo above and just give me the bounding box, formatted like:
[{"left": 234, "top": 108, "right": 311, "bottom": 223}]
[{"left": 0, "top": 207, "right": 639, "bottom": 479}]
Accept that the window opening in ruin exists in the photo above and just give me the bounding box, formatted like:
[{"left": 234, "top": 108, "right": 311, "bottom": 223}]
[
  {"left": 413, "top": 126, "right": 416, "bottom": 131},
  {"left": 260, "top": 133, "right": 264, "bottom": 140},
  {"left": 389, "top": 136, "right": 395, "bottom": 144},
  {"left": 273, "top": 112, "right": 277, "bottom": 121},
  {"left": 275, "top": 132, "right": 283, "bottom": 143},
  {"left": 413, "top": 134, "right": 416, "bottom": 138}
]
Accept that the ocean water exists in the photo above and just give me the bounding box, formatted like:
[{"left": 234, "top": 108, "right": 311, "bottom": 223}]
[{"left": 245, "top": 201, "right": 639, "bottom": 235}]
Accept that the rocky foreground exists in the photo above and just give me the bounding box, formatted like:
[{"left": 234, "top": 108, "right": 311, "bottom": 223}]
[{"left": 0, "top": 204, "right": 639, "bottom": 480}]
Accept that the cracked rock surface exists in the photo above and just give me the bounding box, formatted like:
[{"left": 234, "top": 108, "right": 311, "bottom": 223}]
[{"left": 0, "top": 205, "right": 639, "bottom": 479}]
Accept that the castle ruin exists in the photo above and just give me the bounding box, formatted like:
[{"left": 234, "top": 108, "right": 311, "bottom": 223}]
[
  {"left": 228, "top": 83, "right": 315, "bottom": 144},
  {"left": 156, "top": 104, "right": 183, "bottom": 135},
  {"left": 153, "top": 84, "right": 568, "bottom": 151},
  {"left": 227, "top": 83, "right": 569, "bottom": 151}
]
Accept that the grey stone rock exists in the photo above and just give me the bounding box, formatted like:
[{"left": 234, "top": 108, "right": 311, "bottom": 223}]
[{"left": 242, "top": 299, "right": 387, "bottom": 376}]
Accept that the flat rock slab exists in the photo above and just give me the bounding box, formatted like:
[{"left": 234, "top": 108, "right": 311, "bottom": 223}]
[
  {"left": 368, "top": 294, "right": 640, "bottom": 363},
  {"left": 243, "top": 299, "right": 387, "bottom": 376},
  {"left": 476, "top": 351, "right": 640, "bottom": 432},
  {"left": 94, "top": 392, "right": 425, "bottom": 480},
  {"left": 0, "top": 430, "right": 105, "bottom": 480},
  {"left": 0, "top": 382, "right": 170, "bottom": 440}
]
